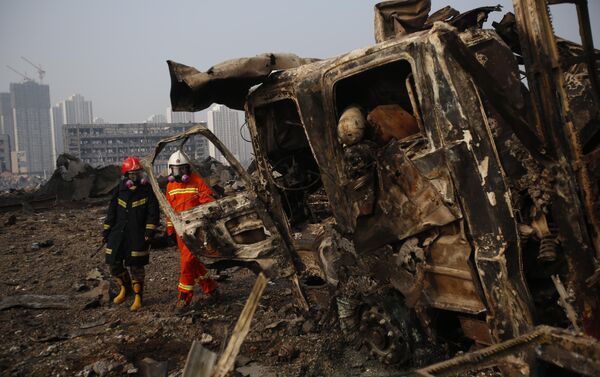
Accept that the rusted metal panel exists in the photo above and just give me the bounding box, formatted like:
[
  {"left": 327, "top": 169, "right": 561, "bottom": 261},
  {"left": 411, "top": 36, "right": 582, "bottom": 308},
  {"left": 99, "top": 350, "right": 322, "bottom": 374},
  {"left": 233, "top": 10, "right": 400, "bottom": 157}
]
[
  {"left": 459, "top": 316, "right": 494, "bottom": 346},
  {"left": 178, "top": 193, "right": 279, "bottom": 259},
  {"left": 420, "top": 27, "right": 534, "bottom": 342},
  {"left": 423, "top": 225, "right": 486, "bottom": 314},
  {"left": 438, "top": 29, "right": 547, "bottom": 161},
  {"left": 353, "top": 141, "right": 458, "bottom": 252},
  {"left": 445, "top": 141, "right": 534, "bottom": 340}
]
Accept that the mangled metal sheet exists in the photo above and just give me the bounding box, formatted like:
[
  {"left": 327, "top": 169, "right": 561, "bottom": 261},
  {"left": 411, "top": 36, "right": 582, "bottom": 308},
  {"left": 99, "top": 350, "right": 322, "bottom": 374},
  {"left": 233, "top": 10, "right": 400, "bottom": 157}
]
[
  {"left": 375, "top": 0, "right": 502, "bottom": 43},
  {"left": 142, "top": 124, "right": 289, "bottom": 272},
  {"left": 142, "top": 124, "right": 310, "bottom": 312},
  {"left": 352, "top": 141, "right": 459, "bottom": 252},
  {"left": 374, "top": 0, "right": 431, "bottom": 41},
  {"left": 168, "top": 54, "right": 319, "bottom": 112},
  {"left": 243, "top": 22, "right": 538, "bottom": 348},
  {"left": 162, "top": 0, "right": 600, "bottom": 374}
]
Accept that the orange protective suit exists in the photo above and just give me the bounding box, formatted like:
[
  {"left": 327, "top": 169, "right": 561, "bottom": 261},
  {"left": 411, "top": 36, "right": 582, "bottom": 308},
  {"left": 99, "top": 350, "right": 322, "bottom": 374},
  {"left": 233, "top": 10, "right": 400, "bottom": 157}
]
[{"left": 166, "top": 173, "right": 218, "bottom": 296}]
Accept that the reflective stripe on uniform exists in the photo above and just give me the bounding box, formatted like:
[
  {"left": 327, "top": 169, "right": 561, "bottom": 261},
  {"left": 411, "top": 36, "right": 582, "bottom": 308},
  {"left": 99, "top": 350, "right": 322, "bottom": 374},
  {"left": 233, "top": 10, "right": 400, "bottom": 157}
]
[
  {"left": 103, "top": 224, "right": 111, "bottom": 230},
  {"left": 168, "top": 188, "right": 198, "bottom": 197},
  {"left": 178, "top": 282, "right": 194, "bottom": 292},
  {"left": 118, "top": 198, "right": 127, "bottom": 208},
  {"left": 145, "top": 224, "right": 156, "bottom": 230},
  {"left": 132, "top": 198, "right": 147, "bottom": 207},
  {"left": 105, "top": 248, "right": 112, "bottom": 255},
  {"left": 131, "top": 251, "right": 149, "bottom": 257},
  {"left": 166, "top": 221, "right": 173, "bottom": 227}
]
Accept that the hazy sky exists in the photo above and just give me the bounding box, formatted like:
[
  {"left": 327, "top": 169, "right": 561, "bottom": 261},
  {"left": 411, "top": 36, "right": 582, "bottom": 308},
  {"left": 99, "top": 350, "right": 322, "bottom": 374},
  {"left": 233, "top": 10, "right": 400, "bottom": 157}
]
[{"left": 1, "top": 1, "right": 597, "bottom": 123}]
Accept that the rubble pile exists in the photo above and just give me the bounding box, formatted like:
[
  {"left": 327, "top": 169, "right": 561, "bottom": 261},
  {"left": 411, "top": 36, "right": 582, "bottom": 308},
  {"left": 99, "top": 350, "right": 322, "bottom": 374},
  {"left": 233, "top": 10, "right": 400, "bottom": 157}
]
[
  {"left": 0, "top": 172, "right": 46, "bottom": 193},
  {"left": 0, "top": 154, "right": 121, "bottom": 213},
  {"left": 0, "top": 208, "right": 380, "bottom": 377},
  {"left": 38, "top": 154, "right": 121, "bottom": 202}
]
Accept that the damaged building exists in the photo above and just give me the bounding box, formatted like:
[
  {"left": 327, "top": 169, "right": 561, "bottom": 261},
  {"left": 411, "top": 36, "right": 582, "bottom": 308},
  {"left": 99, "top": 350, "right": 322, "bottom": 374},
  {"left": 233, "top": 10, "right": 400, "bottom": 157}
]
[
  {"left": 63, "top": 122, "right": 210, "bottom": 173},
  {"left": 138, "top": 0, "right": 600, "bottom": 376}
]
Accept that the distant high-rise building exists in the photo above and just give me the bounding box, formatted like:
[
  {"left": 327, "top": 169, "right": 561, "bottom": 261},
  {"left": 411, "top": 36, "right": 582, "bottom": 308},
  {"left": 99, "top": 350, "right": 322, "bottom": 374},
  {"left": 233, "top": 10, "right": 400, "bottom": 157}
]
[
  {"left": 93, "top": 117, "right": 105, "bottom": 124},
  {"left": 63, "top": 122, "right": 210, "bottom": 173},
  {"left": 63, "top": 94, "right": 93, "bottom": 124},
  {"left": 166, "top": 107, "right": 195, "bottom": 124},
  {"left": 10, "top": 81, "right": 53, "bottom": 175},
  {"left": 51, "top": 104, "right": 63, "bottom": 158},
  {"left": 0, "top": 133, "right": 11, "bottom": 172},
  {"left": 207, "top": 104, "right": 252, "bottom": 166},
  {"left": 52, "top": 94, "right": 93, "bottom": 155},
  {"left": 0, "top": 93, "right": 15, "bottom": 154},
  {"left": 146, "top": 114, "right": 167, "bottom": 124}
]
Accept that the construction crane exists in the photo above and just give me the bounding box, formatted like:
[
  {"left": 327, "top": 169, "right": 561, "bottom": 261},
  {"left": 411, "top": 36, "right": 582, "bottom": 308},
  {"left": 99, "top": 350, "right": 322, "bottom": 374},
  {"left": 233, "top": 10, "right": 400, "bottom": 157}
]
[
  {"left": 20, "top": 56, "right": 45, "bottom": 83},
  {"left": 6, "top": 65, "right": 33, "bottom": 82}
]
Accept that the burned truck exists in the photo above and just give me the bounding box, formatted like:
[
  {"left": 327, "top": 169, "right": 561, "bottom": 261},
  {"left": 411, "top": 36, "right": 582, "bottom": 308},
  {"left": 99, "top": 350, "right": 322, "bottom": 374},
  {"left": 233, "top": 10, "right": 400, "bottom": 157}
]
[{"left": 143, "top": 1, "right": 600, "bottom": 375}]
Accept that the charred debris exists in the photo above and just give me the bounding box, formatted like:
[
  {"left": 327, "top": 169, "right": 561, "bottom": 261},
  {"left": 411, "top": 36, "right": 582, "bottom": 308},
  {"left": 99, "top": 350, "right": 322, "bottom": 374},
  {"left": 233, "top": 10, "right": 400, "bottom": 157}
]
[
  {"left": 0, "top": 153, "right": 238, "bottom": 214},
  {"left": 0, "top": 154, "right": 121, "bottom": 213},
  {"left": 150, "top": 0, "right": 600, "bottom": 376}
]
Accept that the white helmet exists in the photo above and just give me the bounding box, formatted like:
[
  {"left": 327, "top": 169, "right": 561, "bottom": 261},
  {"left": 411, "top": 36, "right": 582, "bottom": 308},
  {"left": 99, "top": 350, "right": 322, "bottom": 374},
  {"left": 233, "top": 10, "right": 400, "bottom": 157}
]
[{"left": 168, "top": 150, "right": 190, "bottom": 167}]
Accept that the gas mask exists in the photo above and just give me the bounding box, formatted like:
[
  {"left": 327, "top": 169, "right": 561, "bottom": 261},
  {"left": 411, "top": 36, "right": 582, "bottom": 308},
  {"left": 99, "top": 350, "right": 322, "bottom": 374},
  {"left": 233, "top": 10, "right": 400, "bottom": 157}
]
[
  {"left": 124, "top": 170, "right": 148, "bottom": 190},
  {"left": 168, "top": 165, "right": 190, "bottom": 183}
]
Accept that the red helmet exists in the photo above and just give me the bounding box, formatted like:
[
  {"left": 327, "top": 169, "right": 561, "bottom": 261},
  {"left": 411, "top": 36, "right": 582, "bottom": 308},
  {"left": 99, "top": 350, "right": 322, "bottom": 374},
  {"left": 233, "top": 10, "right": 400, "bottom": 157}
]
[{"left": 121, "top": 156, "right": 142, "bottom": 174}]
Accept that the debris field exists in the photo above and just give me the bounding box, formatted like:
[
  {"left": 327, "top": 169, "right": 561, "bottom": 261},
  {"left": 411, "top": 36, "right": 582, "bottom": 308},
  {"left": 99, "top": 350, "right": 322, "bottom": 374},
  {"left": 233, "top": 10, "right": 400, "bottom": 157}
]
[{"left": 0, "top": 206, "right": 414, "bottom": 377}]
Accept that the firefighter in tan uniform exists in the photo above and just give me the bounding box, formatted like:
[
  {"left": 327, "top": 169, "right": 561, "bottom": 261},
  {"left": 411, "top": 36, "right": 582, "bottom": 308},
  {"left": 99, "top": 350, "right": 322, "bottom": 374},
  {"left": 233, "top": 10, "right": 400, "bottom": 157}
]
[
  {"left": 165, "top": 150, "right": 218, "bottom": 313},
  {"left": 103, "top": 156, "right": 159, "bottom": 311}
]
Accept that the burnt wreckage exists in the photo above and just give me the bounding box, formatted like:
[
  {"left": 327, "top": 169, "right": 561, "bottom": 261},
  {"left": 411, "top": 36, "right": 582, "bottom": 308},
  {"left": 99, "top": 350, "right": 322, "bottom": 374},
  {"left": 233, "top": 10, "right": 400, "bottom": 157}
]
[{"left": 143, "top": 0, "right": 600, "bottom": 375}]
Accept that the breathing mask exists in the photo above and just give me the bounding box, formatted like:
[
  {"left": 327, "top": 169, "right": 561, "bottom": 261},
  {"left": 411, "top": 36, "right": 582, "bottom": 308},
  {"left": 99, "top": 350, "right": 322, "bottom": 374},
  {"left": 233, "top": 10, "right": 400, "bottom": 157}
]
[{"left": 168, "top": 165, "right": 190, "bottom": 183}]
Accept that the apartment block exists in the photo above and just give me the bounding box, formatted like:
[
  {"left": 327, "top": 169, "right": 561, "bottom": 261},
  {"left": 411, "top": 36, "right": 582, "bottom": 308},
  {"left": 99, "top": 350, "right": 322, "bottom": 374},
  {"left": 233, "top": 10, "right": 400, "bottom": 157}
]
[
  {"left": 0, "top": 134, "right": 11, "bottom": 172},
  {"left": 10, "top": 81, "right": 53, "bottom": 175},
  {"left": 167, "top": 107, "right": 195, "bottom": 123},
  {"left": 63, "top": 122, "right": 210, "bottom": 173},
  {"left": 52, "top": 94, "right": 94, "bottom": 156},
  {"left": 207, "top": 104, "right": 252, "bottom": 166}
]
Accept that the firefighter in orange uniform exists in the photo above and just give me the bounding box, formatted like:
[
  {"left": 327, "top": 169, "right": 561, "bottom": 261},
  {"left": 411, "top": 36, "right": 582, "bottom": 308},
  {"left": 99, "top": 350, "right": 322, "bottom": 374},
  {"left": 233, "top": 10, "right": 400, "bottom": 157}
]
[{"left": 165, "top": 150, "right": 219, "bottom": 312}]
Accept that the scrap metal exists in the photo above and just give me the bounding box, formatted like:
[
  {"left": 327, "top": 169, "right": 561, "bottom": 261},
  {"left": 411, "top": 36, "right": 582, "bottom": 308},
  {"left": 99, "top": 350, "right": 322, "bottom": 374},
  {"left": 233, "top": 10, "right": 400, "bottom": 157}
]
[{"left": 150, "top": 0, "right": 600, "bottom": 375}]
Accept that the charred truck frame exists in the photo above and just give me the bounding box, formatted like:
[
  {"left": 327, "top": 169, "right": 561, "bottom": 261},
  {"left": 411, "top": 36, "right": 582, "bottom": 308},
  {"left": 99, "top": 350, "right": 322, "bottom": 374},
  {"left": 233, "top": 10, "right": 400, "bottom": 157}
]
[{"left": 143, "top": 1, "right": 600, "bottom": 375}]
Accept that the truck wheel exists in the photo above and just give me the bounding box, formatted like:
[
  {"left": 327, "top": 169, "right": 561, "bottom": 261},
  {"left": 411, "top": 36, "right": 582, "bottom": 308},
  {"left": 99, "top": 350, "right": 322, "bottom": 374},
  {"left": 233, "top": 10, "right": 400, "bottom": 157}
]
[
  {"left": 357, "top": 303, "right": 410, "bottom": 365},
  {"left": 337, "top": 291, "right": 416, "bottom": 366}
]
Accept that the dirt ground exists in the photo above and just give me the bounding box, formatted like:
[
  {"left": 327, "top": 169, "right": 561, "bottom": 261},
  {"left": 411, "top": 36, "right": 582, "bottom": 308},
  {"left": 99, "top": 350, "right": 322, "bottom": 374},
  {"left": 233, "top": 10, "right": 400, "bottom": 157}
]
[{"left": 0, "top": 204, "right": 405, "bottom": 377}]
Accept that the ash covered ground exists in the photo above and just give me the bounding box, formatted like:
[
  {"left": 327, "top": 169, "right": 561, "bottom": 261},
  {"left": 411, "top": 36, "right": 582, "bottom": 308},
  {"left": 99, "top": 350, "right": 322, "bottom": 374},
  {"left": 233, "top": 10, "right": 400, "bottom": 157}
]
[{"left": 0, "top": 205, "right": 407, "bottom": 377}]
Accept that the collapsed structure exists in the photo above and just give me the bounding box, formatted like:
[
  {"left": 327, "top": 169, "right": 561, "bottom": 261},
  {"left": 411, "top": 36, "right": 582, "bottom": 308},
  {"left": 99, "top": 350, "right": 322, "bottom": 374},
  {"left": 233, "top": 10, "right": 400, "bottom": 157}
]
[
  {"left": 144, "top": 1, "right": 600, "bottom": 375},
  {"left": 40, "top": 154, "right": 121, "bottom": 201},
  {"left": 0, "top": 154, "right": 121, "bottom": 212}
]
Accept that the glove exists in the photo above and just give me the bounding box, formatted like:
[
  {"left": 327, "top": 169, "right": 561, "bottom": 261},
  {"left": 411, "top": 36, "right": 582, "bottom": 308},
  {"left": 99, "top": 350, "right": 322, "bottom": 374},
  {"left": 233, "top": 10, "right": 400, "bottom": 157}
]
[{"left": 144, "top": 229, "right": 155, "bottom": 242}]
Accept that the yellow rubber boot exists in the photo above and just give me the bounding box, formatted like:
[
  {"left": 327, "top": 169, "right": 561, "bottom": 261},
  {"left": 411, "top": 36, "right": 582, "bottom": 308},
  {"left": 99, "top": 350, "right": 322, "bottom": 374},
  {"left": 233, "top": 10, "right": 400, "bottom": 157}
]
[
  {"left": 130, "top": 281, "right": 143, "bottom": 311},
  {"left": 113, "top": 273, "right": 130, "bottom": 305}
]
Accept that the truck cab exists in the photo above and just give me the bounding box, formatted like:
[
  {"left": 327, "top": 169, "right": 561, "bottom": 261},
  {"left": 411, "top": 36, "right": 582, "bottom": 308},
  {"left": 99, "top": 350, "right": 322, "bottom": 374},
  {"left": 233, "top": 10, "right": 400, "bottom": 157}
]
[
  {"left": 242, "top": 21, "right": 598, "bottom": 366},
  {"left": 150, "top": 5, "right": 599, "bottom": 372}
]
